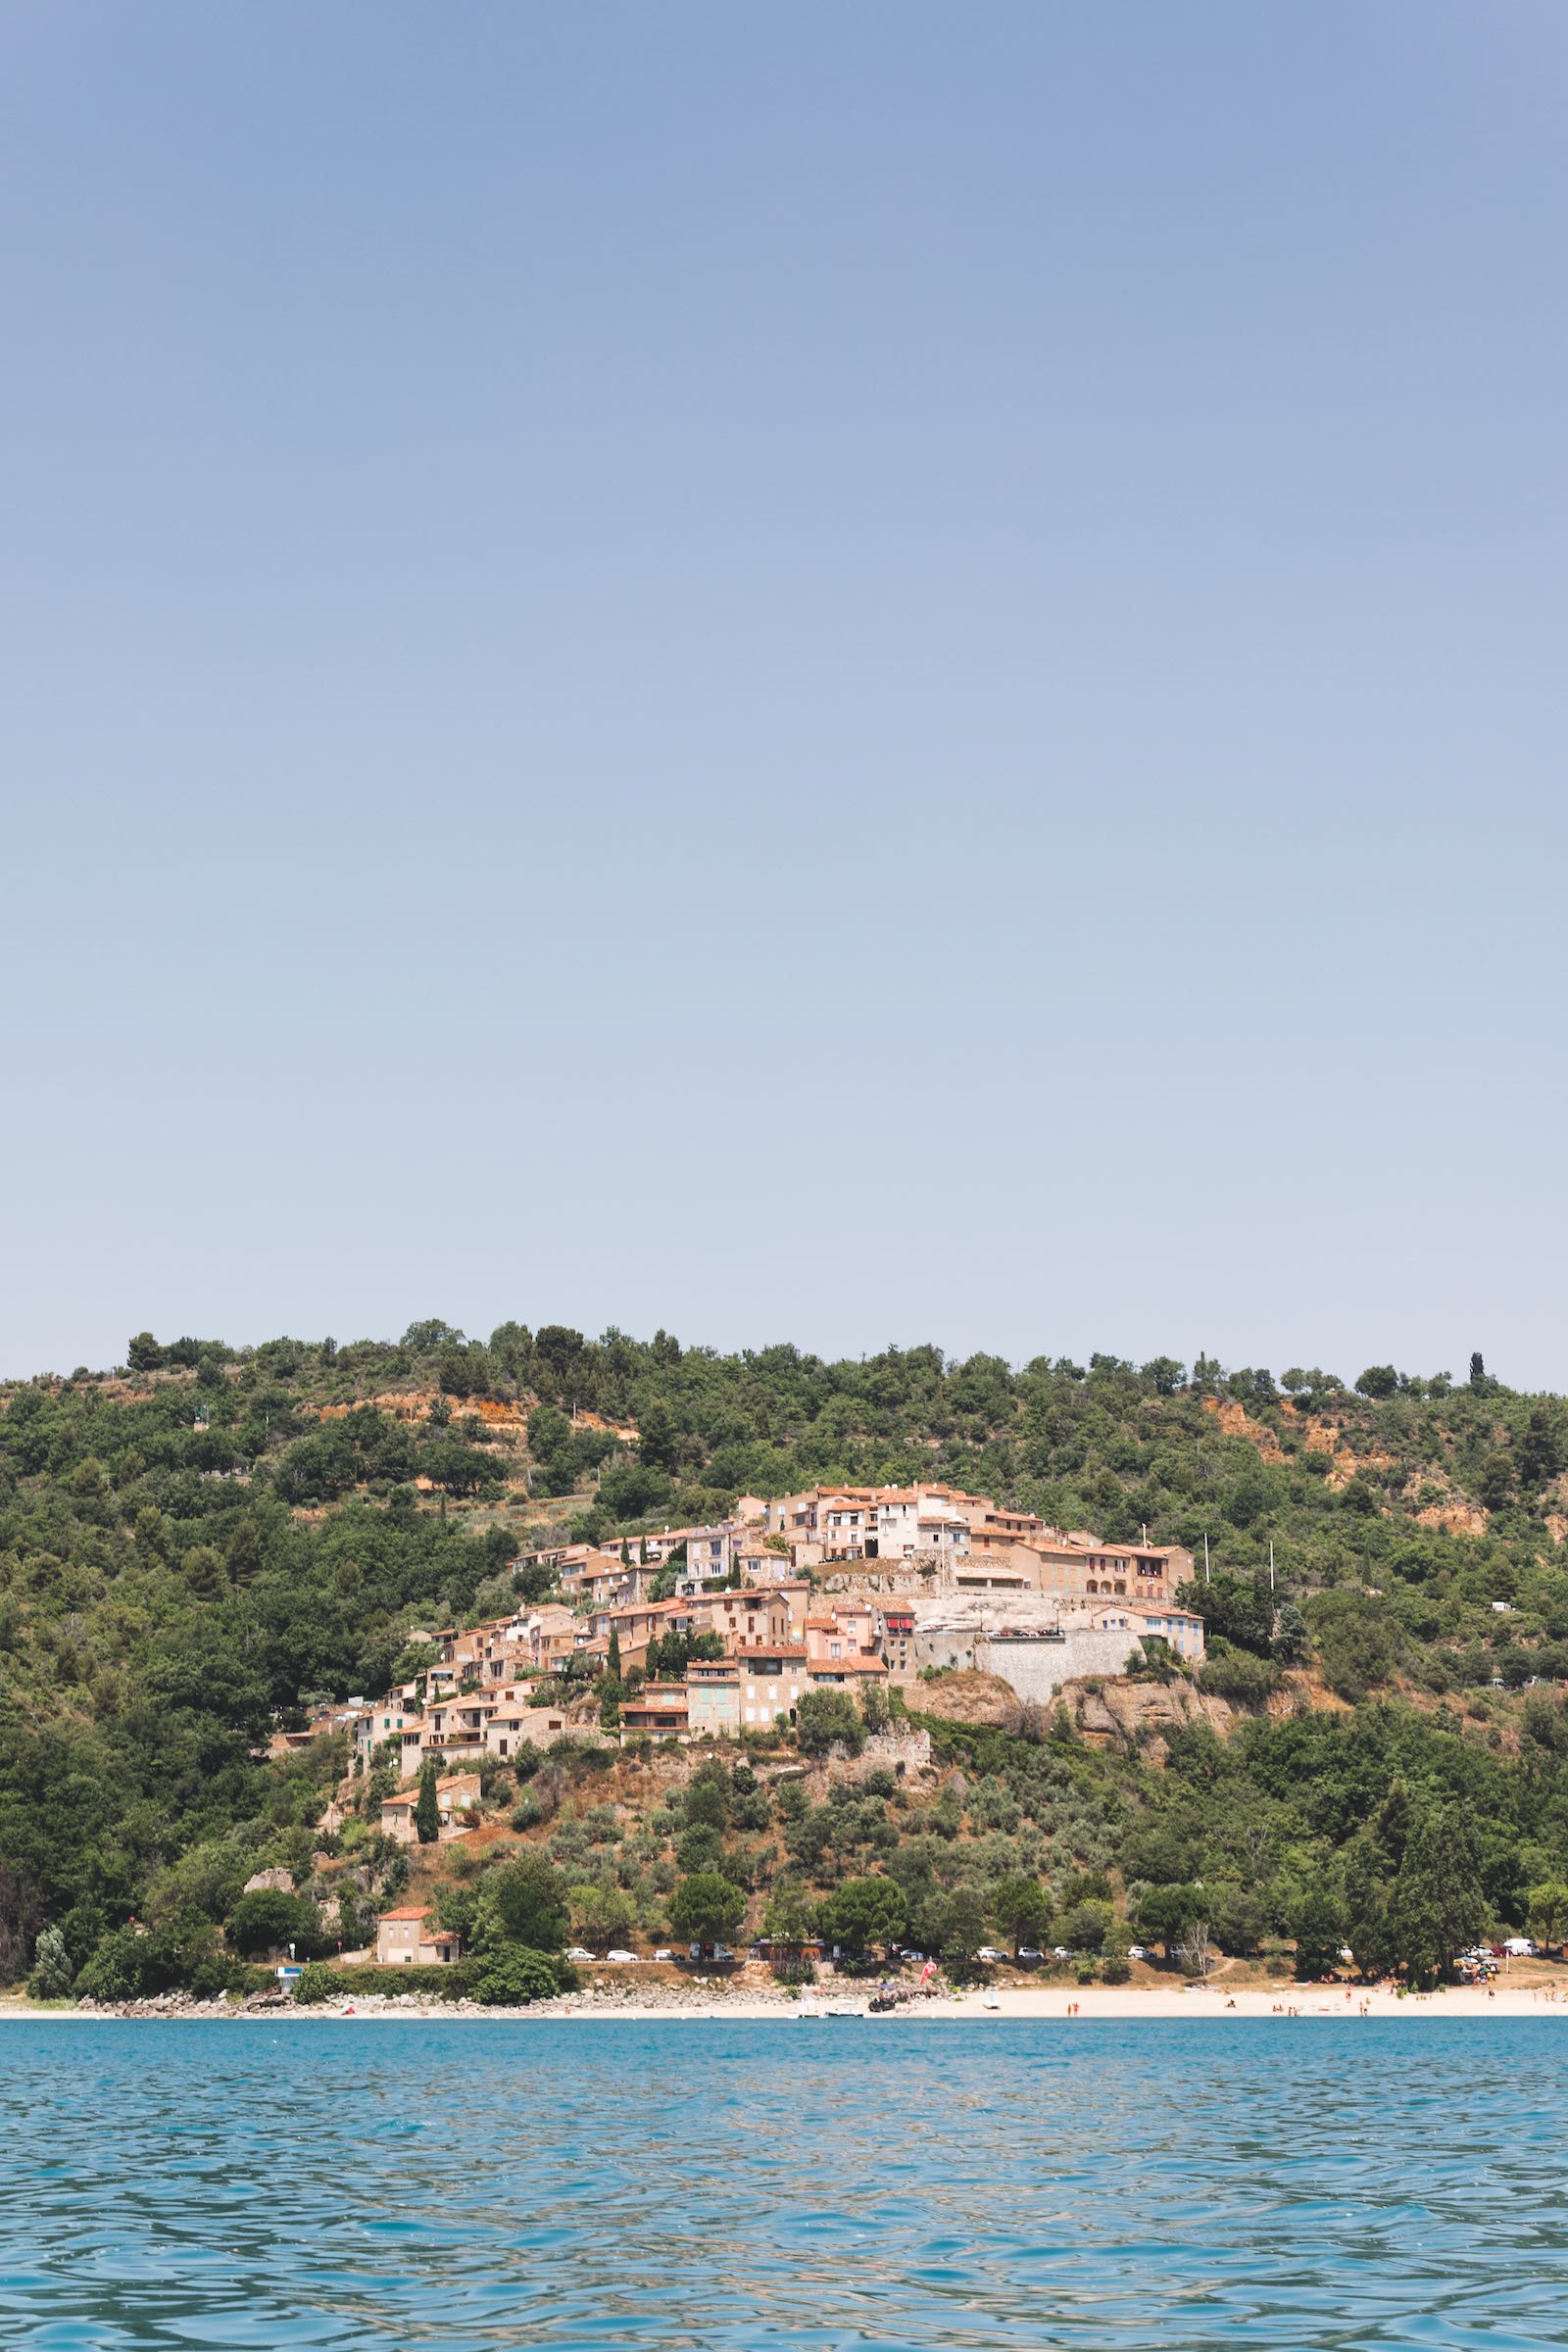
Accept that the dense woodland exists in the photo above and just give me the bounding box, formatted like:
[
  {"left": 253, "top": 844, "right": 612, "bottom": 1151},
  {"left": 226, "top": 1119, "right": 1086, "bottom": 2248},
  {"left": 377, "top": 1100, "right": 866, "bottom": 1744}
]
[{"left": 6, "top": 1322, "right": 1568, "bottom": 1998}]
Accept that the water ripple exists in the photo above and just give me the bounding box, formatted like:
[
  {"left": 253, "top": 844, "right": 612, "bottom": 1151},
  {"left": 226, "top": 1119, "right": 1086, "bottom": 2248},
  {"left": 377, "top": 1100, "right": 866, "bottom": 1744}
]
[{"left": 5, "top": 2021, "right": 1568, "bottom": 2347}]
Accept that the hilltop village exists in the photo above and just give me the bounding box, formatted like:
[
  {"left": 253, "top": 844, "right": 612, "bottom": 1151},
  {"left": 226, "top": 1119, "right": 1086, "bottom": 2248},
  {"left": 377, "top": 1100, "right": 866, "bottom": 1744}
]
[
  {"left": 288, "top": 1483, "right": 1203, "bottom": 1973},
  {"left": 343, "top": 1480, "right": 1204, "bottom": 1767}
]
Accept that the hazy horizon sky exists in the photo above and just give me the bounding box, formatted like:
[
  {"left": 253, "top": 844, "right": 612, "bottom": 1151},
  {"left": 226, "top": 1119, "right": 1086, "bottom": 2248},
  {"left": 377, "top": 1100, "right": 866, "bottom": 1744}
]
[{"left": 4, "top": 4, "right": 1566, "bottom": 1386}]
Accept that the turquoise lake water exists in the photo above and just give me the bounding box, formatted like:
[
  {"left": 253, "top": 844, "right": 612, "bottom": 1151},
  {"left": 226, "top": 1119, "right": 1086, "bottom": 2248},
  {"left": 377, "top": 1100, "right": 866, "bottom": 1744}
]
[{"left": 5, "top": 2019, "right": 1568, "bottom": 2349}]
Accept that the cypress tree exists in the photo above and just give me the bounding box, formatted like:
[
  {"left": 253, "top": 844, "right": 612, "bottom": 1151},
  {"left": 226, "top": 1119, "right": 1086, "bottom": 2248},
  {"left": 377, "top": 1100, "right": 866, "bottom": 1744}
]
[{"left": 414, "top": 1757, "right": 439, "bottom": 1845}]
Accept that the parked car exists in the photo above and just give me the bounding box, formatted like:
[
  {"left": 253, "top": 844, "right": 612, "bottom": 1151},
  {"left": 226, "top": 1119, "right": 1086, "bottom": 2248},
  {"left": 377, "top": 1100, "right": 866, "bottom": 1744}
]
[
  {"left": 604, "top": 1949, "right": 641, "bottom": 1963},
  {"left": 1016, "top": 1947, "right": 1044, "bottom": 1962},
  {"left": 566, "top": 1947, "right": 596, "bottom": 1962},
  {"left": 1053, "top": 1946, "right": 1076, "bottom": 1961},
  {"left": 977, "top": 1946, "right": 1007, "bottom": 1964},
  {"left": 1127, "top": 1945, "right": 1149, "bottom": 1961},
  {"left": 654, "top": 1948, "right": 677, "bottom": 1962}
]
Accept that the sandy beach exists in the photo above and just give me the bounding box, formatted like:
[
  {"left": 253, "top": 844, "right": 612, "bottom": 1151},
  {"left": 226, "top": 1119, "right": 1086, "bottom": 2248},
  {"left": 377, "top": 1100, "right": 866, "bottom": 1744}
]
[
  {"left": 547, "top": 1983, "right": 1568, "bottom": 2023},
  {"left": 8, "top": 1981, "right": 1567, "bottom": 2023}
]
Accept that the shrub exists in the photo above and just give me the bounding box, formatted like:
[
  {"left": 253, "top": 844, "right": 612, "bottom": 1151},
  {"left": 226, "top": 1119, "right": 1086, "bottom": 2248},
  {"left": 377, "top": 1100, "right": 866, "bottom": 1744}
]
[
  {"left": 467, "top": 1946, "right": 564, "bottom": 2006},
  {"left": 1199, "top": 1647, "right": 1281, "bottom": 1707},
  {"left": 295, "top": 1964, "right": 466, "bottom": 2000},
  {"left": 74, "top": 1931, "right": 152, "bottom": 2003},
  {"left": 187, "top": 1955, "right": 253, "bottom": 1999},
  {"left": 795, "top": 1690, "right": 865, "bottom": 1758}
]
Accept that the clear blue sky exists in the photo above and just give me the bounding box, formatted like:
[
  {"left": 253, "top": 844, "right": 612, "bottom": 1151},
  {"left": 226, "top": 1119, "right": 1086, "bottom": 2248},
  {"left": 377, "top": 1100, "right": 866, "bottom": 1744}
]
[{"left": 4, "top": 3, "right": 1565, "bottom": 1385}]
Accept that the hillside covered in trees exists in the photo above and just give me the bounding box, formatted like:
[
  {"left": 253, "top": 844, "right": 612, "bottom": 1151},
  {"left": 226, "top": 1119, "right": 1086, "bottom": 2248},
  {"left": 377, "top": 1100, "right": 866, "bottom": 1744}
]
[{"left": 5, "top": 1322, "right": 1568, "bottom": 1996}]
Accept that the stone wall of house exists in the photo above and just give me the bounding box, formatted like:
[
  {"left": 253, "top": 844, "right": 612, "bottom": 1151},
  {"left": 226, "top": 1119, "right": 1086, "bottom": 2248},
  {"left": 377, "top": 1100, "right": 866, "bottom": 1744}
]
[
  {"left": 910, "top": 1626, "right": 1150, "bottom": 1702},
  {"left": 976, "top": 1628, "right": 1149, "bottom": 1703}
]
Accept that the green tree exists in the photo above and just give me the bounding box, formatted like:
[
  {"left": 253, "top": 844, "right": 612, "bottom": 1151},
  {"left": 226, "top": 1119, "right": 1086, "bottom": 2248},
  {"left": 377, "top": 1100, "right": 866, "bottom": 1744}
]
[
  {"left": 1292, "top": 1881, "right": 1345, "bottom": 1980},
  {"left": 1477, "top": 1451, "right": 1516, "bottom": 1513},
  {"left": 527, "top": 1404, "right": 572, "bottom": 1461},
  {"left": 1519, "top": 1405, "right": 1565, "bottom": 1489},
  {"left": 819, "top": 1875, "right": 906, "bottom": 1955},
  {"left": 226, "top": 1889, "right": 321, "bottom": 1958},
  {"left": 1527, "top": 1880, "right": 1568, "bottom": 1956},
  {"left": 990, "top": 1875, "right": 1052, "bottom": 1958},
  {"left": 133, "top": 1504, "right": 172, "bottom": 1563},
  {"left": 332, "top": 1885, "right": 367, "bottom": 1950},
  {"left": 414, "top": 1758, "right": 440, "bottom": 1845},
  {"left": 1340, "top": 1834, "right": 1397, "bottom": 1980},
  {"left": 1178, "top": 1573, "right": 1274, "bottom": 1656},
  {"left": 28, "top": 1925, "right": 73, "bottom": 1999},
  {"left": 637, "top": 1399, "right": 679, "bottom": 1474},
  {"left": 762, "top": 1885, "right": 818, "bottom": 1943},
  {"left": 682, "top": 1759, "right": 732, "bottom": 1830},
  {"left": 1387, "top": 1810, "right": 1487, "bottom": 1986},
  {"left": 1310, "top": 1593, "right": 1396, "bottom": 1703},
  {"left": 224, "top": 1521, "right": 264, "bottom": 1584},
  {"left": 929, "top": 1886, "right": 988, "bottom": 1964},
  {"left": 1132, "top": 1883, "right": 1204, "bottom": 1957},
  {"left": 1060, "top": 1899, "right": 1114, "bottom": 1953},
  {"left": 1273, "top": 1601, "right": 1309, "bottom": 1662},
  {"left": 474, "top": 1853, "right": 569, "bottom": 1955},
  {"left": 569, "top": 1883, "right": 635, "bottom": 1949},
  {"left": 667, "top": 1872, "right": 747, "bottom": 1948}
]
